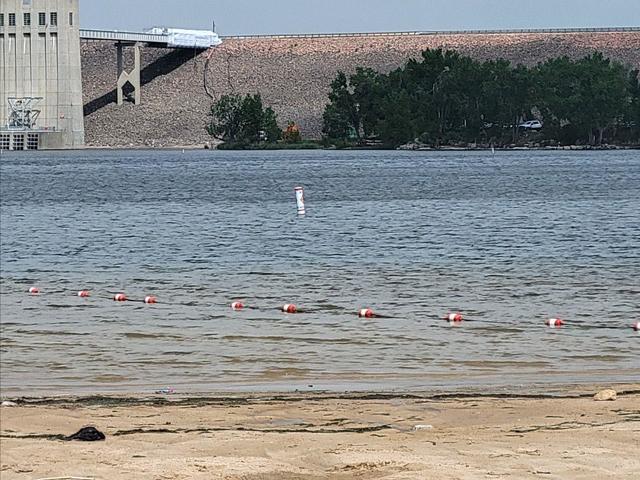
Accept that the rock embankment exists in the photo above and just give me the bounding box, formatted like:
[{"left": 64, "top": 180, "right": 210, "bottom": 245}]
[{"left": 81, "top": 31, "right": 640, "bottom": 147}]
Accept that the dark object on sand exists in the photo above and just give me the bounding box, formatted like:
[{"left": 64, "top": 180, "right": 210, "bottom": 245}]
[{"left": 65, "top": 426, "right": 106, "bottom": 441}]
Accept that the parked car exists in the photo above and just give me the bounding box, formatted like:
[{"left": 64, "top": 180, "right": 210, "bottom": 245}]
[{"left": 518, "top": 120, "right": 543, "bottom": 130}]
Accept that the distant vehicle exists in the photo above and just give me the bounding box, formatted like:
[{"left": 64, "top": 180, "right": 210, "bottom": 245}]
[{"left": 518, "top": 120, "right": 543, "bottom": 130}]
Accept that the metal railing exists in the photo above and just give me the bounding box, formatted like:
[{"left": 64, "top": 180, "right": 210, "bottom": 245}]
[
  {"left": 221, "top": 26, "right": 640, "bottom": 40},
  {"left": 79, "top": 29, "right": 168, "bottom": 44},
  {"left": 80, "top": 27, "right": 640, "bottom": 44},
  {"left": 78, "top": 26, "right": 640, "bottom": 44}
]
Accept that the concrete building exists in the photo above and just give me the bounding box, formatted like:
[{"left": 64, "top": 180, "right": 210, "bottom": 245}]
[{"left": 0, "top": 0, "right": 84, "bottom": 149}]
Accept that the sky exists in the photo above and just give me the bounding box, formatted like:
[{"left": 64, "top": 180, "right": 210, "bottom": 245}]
[{"left": 80, "top": 0, "right": 640, "bottom": 35}]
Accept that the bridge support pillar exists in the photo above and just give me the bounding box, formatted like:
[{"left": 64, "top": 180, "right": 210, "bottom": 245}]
[{"left": 116, "top": 42, "right": 141, "bottom": 105}]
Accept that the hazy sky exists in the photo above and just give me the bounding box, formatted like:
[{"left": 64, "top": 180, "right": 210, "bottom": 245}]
[{"left": 80, "top": 0, "right": 640, "bottom": 35}]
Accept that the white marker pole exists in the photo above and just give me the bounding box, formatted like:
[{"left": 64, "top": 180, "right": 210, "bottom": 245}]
[{"left": 295, "top": 186, "right": 306, "bottom": 215}]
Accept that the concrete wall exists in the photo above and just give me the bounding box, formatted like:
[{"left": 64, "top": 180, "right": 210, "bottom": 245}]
[{"left": 0, "top": 0, "right": 84, "bottom": 148}]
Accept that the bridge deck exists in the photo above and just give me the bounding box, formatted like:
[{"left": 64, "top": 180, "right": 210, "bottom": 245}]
[
  {"left": 80, "top": 29, "right": 171, "bottom": 45},
  {"left": 80, "top": 29, "right": 221, "bottom": 49}
]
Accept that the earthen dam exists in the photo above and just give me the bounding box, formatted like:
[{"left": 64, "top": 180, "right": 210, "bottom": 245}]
[{"left": 81, "top": 28, "right": 640, "bottom": 148}]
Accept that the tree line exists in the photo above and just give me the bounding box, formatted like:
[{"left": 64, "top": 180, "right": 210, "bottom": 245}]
[
  {"left": 207, "top": 93, "right": 306, "bottom": 149},
  {"left": 322, "top": 49, "right": 640, "bottom": 148}
]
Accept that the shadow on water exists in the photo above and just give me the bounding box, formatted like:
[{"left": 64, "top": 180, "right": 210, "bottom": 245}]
[{"left": 83, "top": 48, "right": 202, "bottom": 116}]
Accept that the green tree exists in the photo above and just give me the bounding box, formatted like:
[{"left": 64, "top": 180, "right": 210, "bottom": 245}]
[
  {"left": 624, "top": 70, "right": 640, "bottom": 141},
  {"left": 239, "top": 93, "right": 265, "bottom": 143},
  {"left": 376, "top": 90, "right": 416, "bottom": 146},
  {"left": 322, "top": 72, "right": 360, "bottom": 141},
  {"left": 207, "top": 94, "right": 243, "bottom": 142},
  {"left": 350, "top": 67, "right": 385, "bottom": 138},
  {"left": 207, "top": 93, "right": 281, "bottom": 144},
  {"left": 480, "top": 61, "right": 533, "bottom": 142},
  {"left": 535, "top": 54, "right": 630, "bottom": 145},
  {"left": 262, "top": 107, "right": 281, "bottom": 143},
  {"left": 577, "top": 53, "right": 630, "bottom": 145},
  {"left": 321, "top": 49, "right": 637, "bottom": 148}
]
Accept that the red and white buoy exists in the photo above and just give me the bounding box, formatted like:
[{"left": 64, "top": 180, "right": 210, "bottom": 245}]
[
  {"left": 77, "top": 290, "right": 90, "bottom": 298},
  {"left": 545, "top": 318, "right": 564, "bottom": 327},
  {"left": 28, "top": 287, "right": 40, "bottom": 295},
  {"left": 282, "top": 304, "right": 297, "bottom": 314},
  {"left": 113, "top": 293, "right": 128, "bottom": 302},
  {"left": 445, "top": 313, "right": 463, "bottom": 322},
  {"left": 632, "top": 321, "right": 639, "bottom": 332},
  {"left": 144, "top": 296, "right": 157, "bottom": 304},
  {"left": 294, "top": 186, "right": 306, "bottom": 215},
  {"left": 358, "top": 308, "right": 374, "bottom": 318},
  {"left": 231, "top": 301, "right": 244, "bottom": 310}
]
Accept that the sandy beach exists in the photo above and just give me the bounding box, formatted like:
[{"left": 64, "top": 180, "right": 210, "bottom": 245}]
[{"left": 1, "top": 386, "right": 638, "bottom": 479}]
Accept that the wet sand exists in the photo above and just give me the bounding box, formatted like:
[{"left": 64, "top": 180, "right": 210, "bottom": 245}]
[{"left": 1, "top": 386, "right": 639, "bottom": 479}]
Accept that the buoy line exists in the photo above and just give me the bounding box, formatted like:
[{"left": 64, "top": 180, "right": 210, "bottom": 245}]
[{"left": 23, "top": 286, "right": 639, "bottom": 331}]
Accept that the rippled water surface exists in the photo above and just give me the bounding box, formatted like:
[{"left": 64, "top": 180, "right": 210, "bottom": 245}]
[{"left": 1, "top": 149, "right": 638, "bottom": 395}]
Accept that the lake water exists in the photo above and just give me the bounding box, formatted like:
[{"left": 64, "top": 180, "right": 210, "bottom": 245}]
[{"left": 0, "top": 149, "right": 638, "bottom": 396}]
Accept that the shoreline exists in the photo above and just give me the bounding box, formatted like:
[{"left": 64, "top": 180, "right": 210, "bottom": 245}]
[
  {"left": 4, "top": 142, "right": 639, "bottom": 151},
  {"left": 3, "top": 382, "right": 639, "bottom": 405},
  {"left": 0, "top": 380, "right": 640, "bottom": 405},
  {"left": 11, "top": 143, "right": 638, "bottom": 152},
  {"left": 2, "top": 385, "right": 638, "bottom": 479}
]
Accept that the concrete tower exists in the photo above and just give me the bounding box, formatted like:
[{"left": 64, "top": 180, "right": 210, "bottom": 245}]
[{"left": 0, "top": 0, "right": 84, "bottom": 149}]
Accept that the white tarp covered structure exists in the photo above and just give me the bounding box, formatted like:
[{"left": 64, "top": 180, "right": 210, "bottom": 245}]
[{"left": 145, "top": 27, "right": 222, "bottom": 48}]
